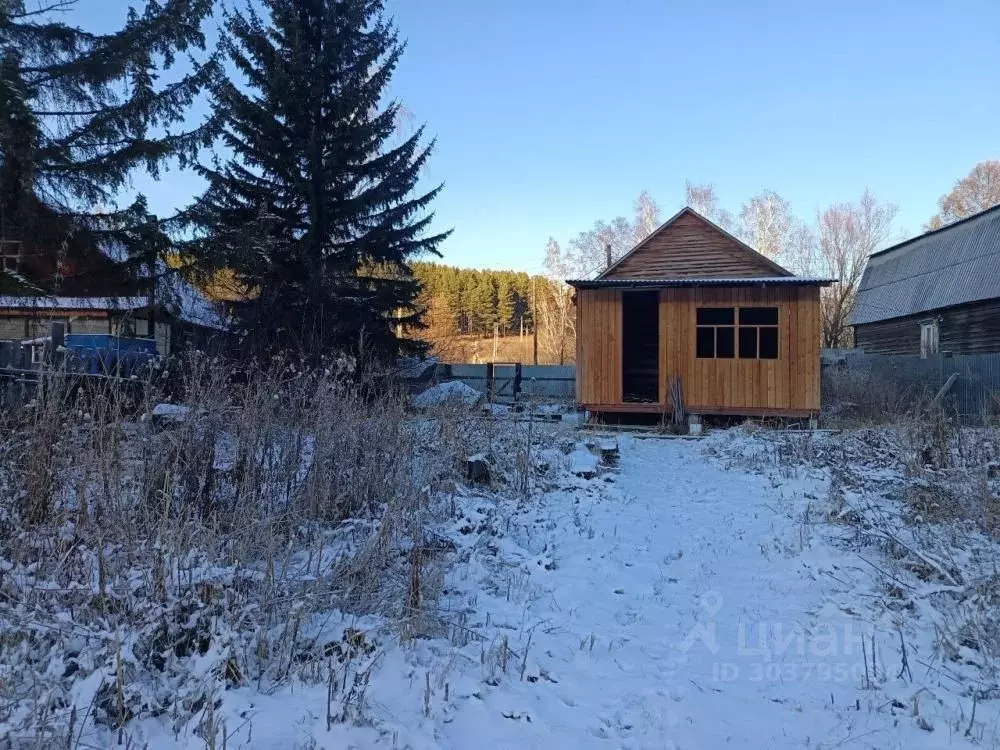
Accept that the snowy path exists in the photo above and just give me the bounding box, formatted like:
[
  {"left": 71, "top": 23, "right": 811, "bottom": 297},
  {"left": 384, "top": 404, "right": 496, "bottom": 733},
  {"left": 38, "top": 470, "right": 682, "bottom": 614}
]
[
  {"left": 174, "top": 433, "right": 967, "bottom": 749},
  {"left": 426, "top": 435, "right": 946, "bottom": 750}
]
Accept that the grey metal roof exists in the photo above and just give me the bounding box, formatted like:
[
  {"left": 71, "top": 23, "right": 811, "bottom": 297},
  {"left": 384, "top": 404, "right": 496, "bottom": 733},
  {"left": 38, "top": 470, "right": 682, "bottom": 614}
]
[
  {"left": 567, "top": 277, "right": 833, "bottom": 290},
  {"left": 849, "top": 204, "right": 1000, "bottom": 326}
]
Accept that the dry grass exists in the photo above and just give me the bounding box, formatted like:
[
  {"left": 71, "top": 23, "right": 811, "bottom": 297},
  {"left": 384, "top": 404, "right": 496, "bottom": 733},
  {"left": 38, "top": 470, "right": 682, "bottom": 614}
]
[
  {"left": 0, "top": 354, "right": 519, "bottom": 747},
  {"left": 821, "top": 365, "right": 938, "bottom": 427},
  {"left": 719, "top": 410, "right": 1000, "bottom": 712}
]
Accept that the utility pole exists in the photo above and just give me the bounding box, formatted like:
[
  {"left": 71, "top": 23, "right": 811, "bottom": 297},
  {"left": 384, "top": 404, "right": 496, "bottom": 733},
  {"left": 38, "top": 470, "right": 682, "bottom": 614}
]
[{"left": 531, "top": 275, "right": 538, "bottom": 365}]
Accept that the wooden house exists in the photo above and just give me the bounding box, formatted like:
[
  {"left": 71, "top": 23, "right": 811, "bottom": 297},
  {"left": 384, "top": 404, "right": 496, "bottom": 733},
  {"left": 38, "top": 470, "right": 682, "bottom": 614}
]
[
  {"left": 568, "top": 207, "right": 832, "bottom": 419},
  {"left": 0, "top": 273, "right": 231, "bottom": 356},
  {"left": 0, "top": 227, "right": 233, "bottom": 356},
  {"left": 849, "top": 204, "right": 1000, "bottom": 356}
]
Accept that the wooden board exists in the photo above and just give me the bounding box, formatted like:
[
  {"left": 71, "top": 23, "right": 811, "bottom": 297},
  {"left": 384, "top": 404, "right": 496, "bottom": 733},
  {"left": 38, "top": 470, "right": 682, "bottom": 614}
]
[
  {"left": 576, "top": 284, "right": 822, "bottom": 414},
  {"left": 660, "top": 285, "right": 821, "bottom": 412},
  {"left": 575, "top": 288, "right": 622, "bottom": 405},
  {"left": 582, "top": 403, "right": 817, "bottom": 418},
  {"left": 605, "top": 212, "right": 786, "bottom": 280},
  {"left": 855, "top": 298, "right": 1000, "bottom": 355}
]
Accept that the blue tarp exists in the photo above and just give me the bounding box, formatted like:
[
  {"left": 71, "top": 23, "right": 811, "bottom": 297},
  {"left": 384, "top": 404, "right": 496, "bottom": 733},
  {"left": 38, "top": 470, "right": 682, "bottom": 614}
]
[
  {"left": 63, "top": 335, "right": 157, "bottom": 375},
  {"left": 64, "top": 334, "right": 157, "bottom": 354}
]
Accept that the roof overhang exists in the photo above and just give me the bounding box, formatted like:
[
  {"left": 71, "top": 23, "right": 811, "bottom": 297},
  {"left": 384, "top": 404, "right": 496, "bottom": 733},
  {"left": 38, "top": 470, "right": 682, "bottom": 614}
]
[
  {"left": 567, "top": 277, "right": 835, "bottom": 290},
  {"left": 0, "top": 295, "right": 149, "bottom": 311}
]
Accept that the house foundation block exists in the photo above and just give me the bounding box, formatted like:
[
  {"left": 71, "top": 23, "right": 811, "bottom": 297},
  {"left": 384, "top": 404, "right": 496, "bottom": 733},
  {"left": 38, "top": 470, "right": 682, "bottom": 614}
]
[{"left": 688, "top": 414, "right": 703, "bottom": 436}]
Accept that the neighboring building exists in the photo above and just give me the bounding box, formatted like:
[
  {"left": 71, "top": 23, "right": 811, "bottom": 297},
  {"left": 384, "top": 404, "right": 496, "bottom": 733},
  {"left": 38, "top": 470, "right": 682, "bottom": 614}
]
[
  {"left": 568, "top": 207, "right": 832, "bottom": 419},
  {"left": 0, "top": 222, "right": 234, "bottom": 359},
  {"left": 154, "top": 271, "right": 232, "bottom": 355},
  {"left": 0, "top": 295, "right": 150, "bottom": 340},
  {"left": 0, "top": 274, "right": 231, "bottom": 357},
  {"left": 850, "top": 204, "right": 1000, "bottom": 356}
]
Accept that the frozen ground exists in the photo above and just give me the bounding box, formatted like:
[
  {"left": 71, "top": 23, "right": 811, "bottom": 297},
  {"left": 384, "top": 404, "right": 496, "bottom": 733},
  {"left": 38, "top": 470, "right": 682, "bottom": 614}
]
[{"left": 132, "top": 429, "right": 999, "bottom": 748}]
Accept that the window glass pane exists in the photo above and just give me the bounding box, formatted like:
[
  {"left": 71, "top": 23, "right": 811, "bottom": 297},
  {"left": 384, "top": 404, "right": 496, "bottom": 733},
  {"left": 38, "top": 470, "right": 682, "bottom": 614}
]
[
  {"left": 739, "top": 327, "right": 758, "bottom": 358},
  {"left": 697, "top": 307, "right": 734, "bottom": 326},
  {"left": 739, "top": 307, "right": 778, "bottom": 326},
  {"left": 759, "top": 327, "right": 779, "bottom": 359},
  {"left": 716, "top": 326, "right": 735, "bottom": 358},
  {"left": 696, "top": 327, "right": 715, "bottom": 358}
]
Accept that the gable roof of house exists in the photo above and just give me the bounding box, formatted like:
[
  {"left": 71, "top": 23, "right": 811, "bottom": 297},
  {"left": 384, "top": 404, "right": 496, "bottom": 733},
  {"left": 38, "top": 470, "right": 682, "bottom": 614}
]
[
  {"left": 594, "top": 206, "right": 795, "bottom": 281},
  {"left": 849, "top": 203, "right": 1000, "bottom": 326}
]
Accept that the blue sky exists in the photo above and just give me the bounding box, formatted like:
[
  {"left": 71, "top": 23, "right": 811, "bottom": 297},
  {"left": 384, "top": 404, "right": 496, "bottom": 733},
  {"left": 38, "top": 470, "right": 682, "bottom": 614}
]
[{"left": 90, "top": 0, "right": 999, "bottom": 272}]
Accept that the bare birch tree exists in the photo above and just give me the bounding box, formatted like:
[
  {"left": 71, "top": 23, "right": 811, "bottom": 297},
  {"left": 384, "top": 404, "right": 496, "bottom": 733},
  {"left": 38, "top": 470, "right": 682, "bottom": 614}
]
[
  {"left": 633, "top": 190, "right": 663, "bottom": 239},
  {"left": 560, "top": 190, "right": 663, "bottom": 277},
  {"left": 684, "top": 182, "right": 898, "bottom": 347},
  {"left": 738, "top": 190, "right": 793, "bottom": 260},
  {"left": 688, "top": 183, "right": 807, "bottom": 268},
  {"left": 684, "top": 181, "right": 736, "bottom": 232},
  {"left": 540, "top": 238, "right": 577, "bottom": 364},
  {"left": 815, "top": 190, "right": 897, "bottom": 347},
  {"left": 927, "top": 160, "right": 1000, "bottom": 230},
  {"left": 565, "top": 217, "right": 632, "bottom": 276},
  {"left": 782, "top": 222, "right": 818, "bottom": 276}
]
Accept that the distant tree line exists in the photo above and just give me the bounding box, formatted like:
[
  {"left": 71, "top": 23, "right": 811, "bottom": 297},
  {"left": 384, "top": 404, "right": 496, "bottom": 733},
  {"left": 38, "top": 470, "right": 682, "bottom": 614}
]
[{"left": 413, "top": 262, "right": 540, "bottom": 337}]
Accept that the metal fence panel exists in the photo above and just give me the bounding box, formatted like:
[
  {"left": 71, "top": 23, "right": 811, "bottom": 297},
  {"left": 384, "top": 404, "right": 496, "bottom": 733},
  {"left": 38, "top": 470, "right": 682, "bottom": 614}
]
[
  {"left": 438, "top": 363, "right": 577, "bottom": 400},
  {"left": 822, "top": 349, "right": 1000, "bottom": 424}
]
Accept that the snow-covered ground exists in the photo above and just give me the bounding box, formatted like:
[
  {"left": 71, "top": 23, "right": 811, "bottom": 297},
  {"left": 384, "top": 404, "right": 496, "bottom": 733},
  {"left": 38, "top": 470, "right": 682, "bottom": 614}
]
[{"left": 128, "top": 427, "right": 996, "bottom": 749}]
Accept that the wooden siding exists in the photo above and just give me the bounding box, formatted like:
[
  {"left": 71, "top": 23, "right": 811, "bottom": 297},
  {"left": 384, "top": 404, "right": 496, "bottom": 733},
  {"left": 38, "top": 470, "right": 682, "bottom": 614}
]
[
  {"left": 575, "top": 289, "right": 622, "bottom": 405},
  {"left": 576, "top": 285, "right": 822, "bottom": 414},
  {"left": 855, "top": 298, "right": 1000, "bottom": 356},
  {"left": 658, "top": 286, "right": 821, "bottom": 412},
  {"left": 605, "top": 213, "right": 781, "bottom": 280}
]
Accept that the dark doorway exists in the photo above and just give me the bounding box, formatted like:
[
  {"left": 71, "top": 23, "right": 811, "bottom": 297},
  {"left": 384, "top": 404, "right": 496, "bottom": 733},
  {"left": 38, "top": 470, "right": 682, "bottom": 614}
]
[{"left": 622, "top": 291, "right": 660, "bottom": 403}]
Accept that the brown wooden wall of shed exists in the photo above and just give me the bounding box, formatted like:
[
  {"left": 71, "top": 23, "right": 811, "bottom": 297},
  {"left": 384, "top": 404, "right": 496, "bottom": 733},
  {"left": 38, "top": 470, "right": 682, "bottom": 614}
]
[
  {"left": 575, "top": 288, "right": 622, "bottom": 405},
  {"left": 575, "top": 286, "right": 822, "bottom": 413},
  {"left": 854, "top": 298, "right": 1000, "bottom": 355},
  {"left": 658, "top": 286, "right": 821, "bottom": 412},
  {"left": 605, "top": 212, "right": 780, "bottom": 279}
]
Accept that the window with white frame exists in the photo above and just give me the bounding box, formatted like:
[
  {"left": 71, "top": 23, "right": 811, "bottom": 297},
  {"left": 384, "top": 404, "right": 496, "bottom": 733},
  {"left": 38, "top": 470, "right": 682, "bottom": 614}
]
[{"left": 920, "top": 320, "right": 939, "bottom": 358}]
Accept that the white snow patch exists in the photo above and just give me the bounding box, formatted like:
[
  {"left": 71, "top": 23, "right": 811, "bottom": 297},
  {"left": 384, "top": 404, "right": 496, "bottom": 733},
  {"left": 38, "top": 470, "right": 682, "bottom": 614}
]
[
  {"left": 568, "top": 445, "right": 599, "bottom": 477},
  {"left": 151, "top": 403, "right": 191, "bottom": 420},
  {"left": 412, "top": 380, "right": 483, "bottom": 408}
]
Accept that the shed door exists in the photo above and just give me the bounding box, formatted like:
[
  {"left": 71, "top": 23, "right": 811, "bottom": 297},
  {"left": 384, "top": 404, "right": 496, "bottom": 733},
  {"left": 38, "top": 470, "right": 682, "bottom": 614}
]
[{"left": 622, "top": 291, "right": 660, "bottom": 402}]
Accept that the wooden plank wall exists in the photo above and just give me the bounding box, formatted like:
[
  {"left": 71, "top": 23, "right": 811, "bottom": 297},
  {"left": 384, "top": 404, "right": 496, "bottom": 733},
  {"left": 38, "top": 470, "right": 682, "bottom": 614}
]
[
  {"left": 575, "top": 289, "right": 622, "bottom": 404},
  {"left": 658, "top": 286, "right": 821, "bottom": 412},
  {"left": 855, "top": 298, "right": 1000, "bottom": 356},
  {"left": 605, "top": 212, "right": 783, "bottom": 279}
]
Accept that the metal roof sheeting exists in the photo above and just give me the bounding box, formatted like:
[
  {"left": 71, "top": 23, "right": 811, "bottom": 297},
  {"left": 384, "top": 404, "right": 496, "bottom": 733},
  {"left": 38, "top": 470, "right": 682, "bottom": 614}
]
[
  {"left": 567, "top": 277, "right": 833, "bottom": 289},
  {"left": 850, "top": 205, "right": 1000, "bottom": 326},
  {"left": 0, "top": 296, "right": 148, "bottom": 310}
]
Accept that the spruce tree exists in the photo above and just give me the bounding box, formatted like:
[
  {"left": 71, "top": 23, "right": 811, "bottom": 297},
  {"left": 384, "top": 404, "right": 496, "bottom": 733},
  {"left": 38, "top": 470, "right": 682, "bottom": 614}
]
[
  {"left": 0, "top": 0, "right": 217, "bottom": 294},
  {"left": 185, "top": 0, "right": 448, "bottom": 358},
  {"left": 496, "top": 276, "right": 515, "bottom": 334}
]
